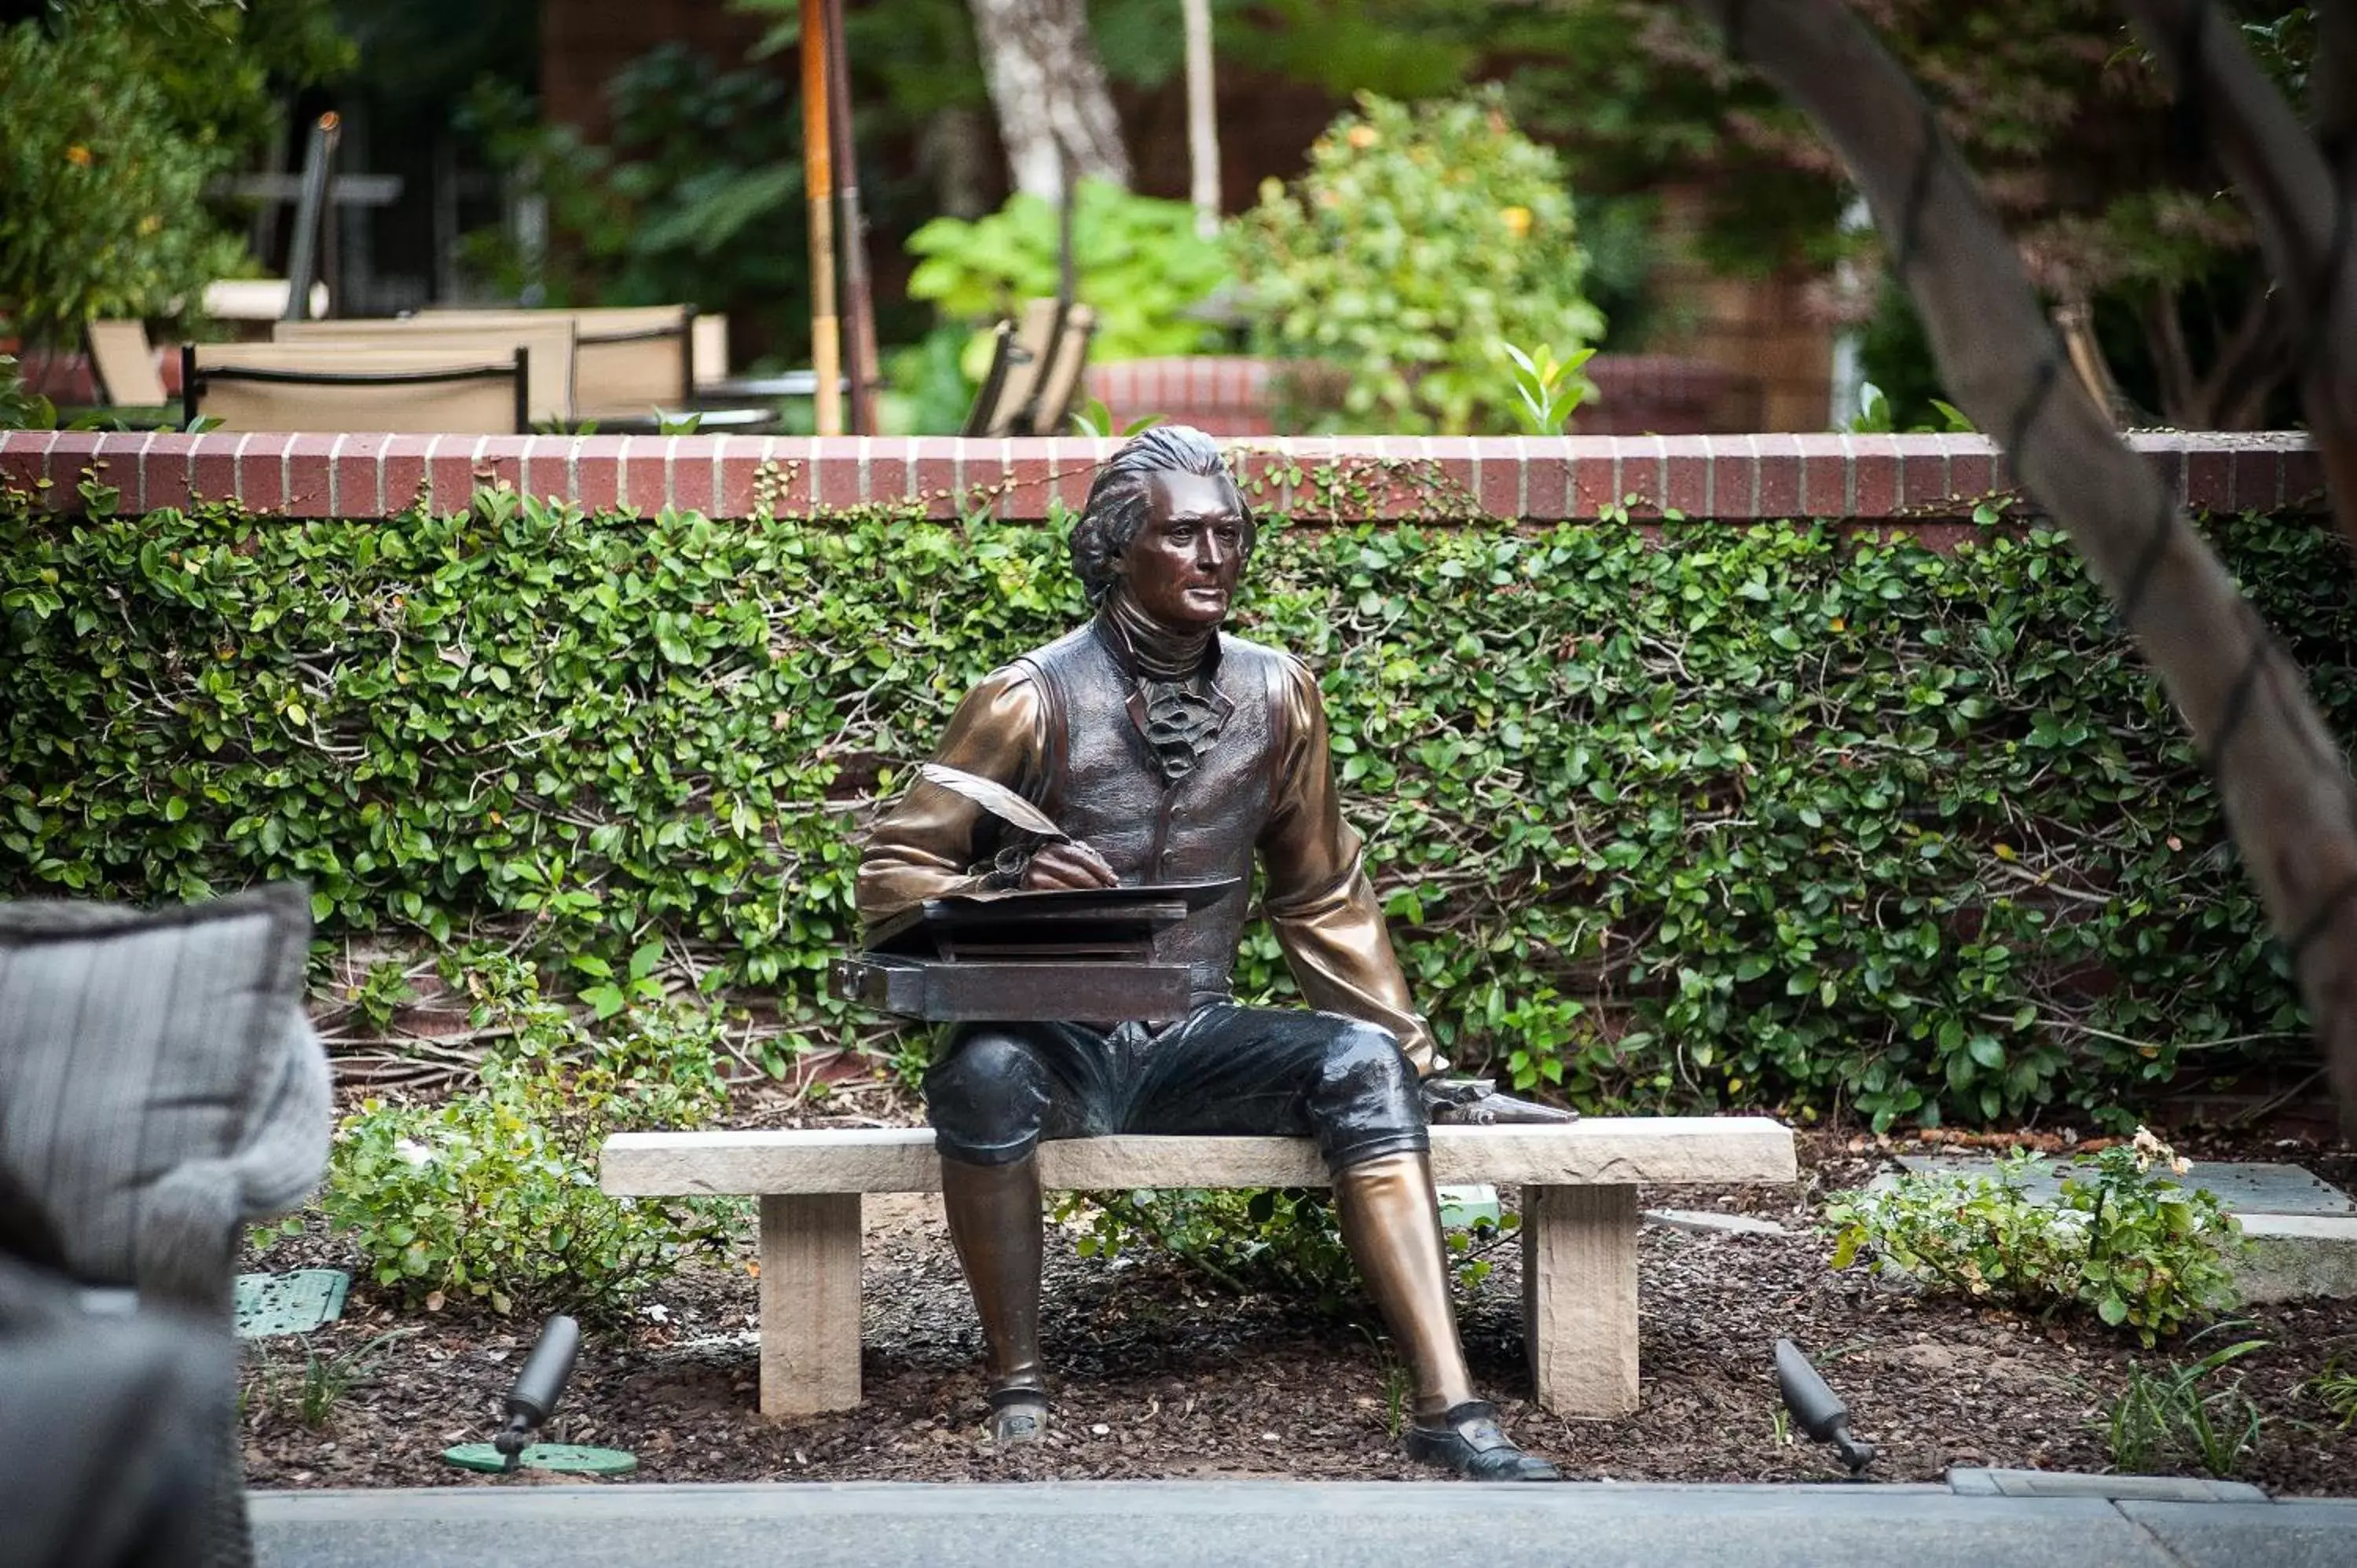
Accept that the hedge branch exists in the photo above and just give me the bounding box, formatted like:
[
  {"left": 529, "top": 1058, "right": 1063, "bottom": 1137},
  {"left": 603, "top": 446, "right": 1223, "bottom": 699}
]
[
  {"left": 2114, "top": 0, "right": 2357, "bottom": 555},
  {"left": 1681, "top": 0, "right": 2357, "bottom": 1132}
]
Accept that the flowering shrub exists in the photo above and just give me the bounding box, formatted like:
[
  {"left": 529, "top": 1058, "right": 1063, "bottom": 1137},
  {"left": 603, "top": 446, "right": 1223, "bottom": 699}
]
[
  {"left": 1233, "top": 89, "right": 1604, "bottom": 433},
  {"left": 0, "top": 15, "right": 241, "bottom": 346},
  {"left": 1827, "top": 1130, "right": 2244, "bottom": 1346}
]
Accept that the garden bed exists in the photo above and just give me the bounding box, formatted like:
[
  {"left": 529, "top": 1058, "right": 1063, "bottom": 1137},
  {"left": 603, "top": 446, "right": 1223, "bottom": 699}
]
[{"left": 238, "top": 1112, "right": 2357, "bottom": 1495}]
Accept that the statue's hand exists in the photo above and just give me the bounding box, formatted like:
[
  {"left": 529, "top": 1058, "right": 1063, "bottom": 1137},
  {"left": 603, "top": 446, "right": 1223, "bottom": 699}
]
[
  {"left": 1021, "top": 839, "right": 1120, "bottom": 890},
  {"left": 1421, "top": 1075, "right": 1579, "bottom": 1126}
]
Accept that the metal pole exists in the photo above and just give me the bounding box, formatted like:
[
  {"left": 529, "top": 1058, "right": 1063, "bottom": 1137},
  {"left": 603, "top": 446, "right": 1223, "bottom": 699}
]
[
  {"left": 824, "top": 0, "right": 880, "bottom": 434},
  {"left": 1058, "top": 141, "right": 1077, "bottom": 312},
  {"left": 801, "top": 0, "right": 843, "bottom": 435},
  {"left": 281, "top": 112, "right": 340, "bottom": 322}
]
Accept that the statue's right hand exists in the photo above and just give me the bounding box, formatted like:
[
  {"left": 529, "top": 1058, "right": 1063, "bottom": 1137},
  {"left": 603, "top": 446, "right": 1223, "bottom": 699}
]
[{"left": 1021, "top": 839, "right": 1120, "bottom": 890}]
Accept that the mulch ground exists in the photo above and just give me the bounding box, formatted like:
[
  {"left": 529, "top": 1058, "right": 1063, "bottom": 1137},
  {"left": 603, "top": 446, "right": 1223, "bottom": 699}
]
[{"left": 237, "top": 1092, "right": 2357, "bottom": 1495}]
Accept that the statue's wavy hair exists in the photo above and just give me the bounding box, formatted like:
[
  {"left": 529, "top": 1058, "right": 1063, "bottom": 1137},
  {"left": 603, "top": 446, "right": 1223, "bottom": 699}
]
[{"left": 1068, "top": 425, "right": 1255, "bottom": 606}]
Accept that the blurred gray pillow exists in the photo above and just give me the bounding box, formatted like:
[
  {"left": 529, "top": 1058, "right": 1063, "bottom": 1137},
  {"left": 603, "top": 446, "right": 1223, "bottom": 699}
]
[{"left": 0, "top": 883, "right": 329, "bottom": 1306}]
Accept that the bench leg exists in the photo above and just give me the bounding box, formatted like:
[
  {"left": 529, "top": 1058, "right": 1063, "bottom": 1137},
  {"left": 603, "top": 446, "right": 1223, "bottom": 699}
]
[
  {"left": 757, "top": 1192, "right": 863, "bottom": 1419},
  {"left": 1521, "top": 1184, "right": 1639, "bottom": 1417}
]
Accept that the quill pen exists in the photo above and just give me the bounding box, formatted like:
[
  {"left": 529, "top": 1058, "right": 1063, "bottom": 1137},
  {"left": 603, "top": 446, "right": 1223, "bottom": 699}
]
[{"left": 916, "top": 763, "right": 1070, "bottom": 843}]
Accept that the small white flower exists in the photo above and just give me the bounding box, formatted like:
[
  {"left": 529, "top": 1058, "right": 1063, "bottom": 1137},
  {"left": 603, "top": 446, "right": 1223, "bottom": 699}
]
[{"left": 394, "top": 1138, "right": 434, "bottom": 1168}]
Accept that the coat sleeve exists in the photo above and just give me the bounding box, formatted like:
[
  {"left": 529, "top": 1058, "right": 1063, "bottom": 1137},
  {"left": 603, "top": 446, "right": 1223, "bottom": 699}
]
[
  {"left": 855, "top": 667, "right": 1050, "bottom": 930},
  {"left": 1255, "top": 653, "right": 1445, "bottom": 1076}
]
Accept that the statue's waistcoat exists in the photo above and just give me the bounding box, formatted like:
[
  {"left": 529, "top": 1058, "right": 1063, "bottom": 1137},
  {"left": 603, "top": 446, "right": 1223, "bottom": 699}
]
[{"left": 1018, "top": 622, "right": 1284, "bottom": 1006}]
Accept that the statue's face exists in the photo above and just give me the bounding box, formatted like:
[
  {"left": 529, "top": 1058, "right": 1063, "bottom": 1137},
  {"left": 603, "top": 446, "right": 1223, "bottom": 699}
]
[{"left": 1120, "top": 472, "right": 1245, "bottom": 628}]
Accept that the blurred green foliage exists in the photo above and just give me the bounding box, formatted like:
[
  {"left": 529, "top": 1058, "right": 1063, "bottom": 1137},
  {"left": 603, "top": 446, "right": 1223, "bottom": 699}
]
[
  {"left": 0, "top": 0, "right": 349, "bottom": 348},
  {"left": 1233, "top": 90, "right": 1604, "bottom": 434},
  {"left": 456, "top": 46, "right": 808, "bottom": 350},
  {"left": 906, "top": 179, "right": 1230, "bottom": 375}
]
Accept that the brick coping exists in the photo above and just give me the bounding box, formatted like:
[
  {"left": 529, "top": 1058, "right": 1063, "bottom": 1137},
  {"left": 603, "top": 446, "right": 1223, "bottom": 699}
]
[{"left": 0, "top": 430, "right": 2325, "bottom": 523}]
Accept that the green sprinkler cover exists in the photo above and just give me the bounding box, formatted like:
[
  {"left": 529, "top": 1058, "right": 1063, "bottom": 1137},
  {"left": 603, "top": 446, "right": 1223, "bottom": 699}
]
[
  {"left": 442, "top": 1442, "right": 639, "bottom": 1476},
  {"left": 233, "top": 1270, "right": 351, "bottom": 1338}
]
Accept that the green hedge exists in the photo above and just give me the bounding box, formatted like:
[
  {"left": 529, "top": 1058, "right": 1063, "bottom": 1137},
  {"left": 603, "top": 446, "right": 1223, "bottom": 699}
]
[{"left": 4, "top": 481, "right": 2349, "bottom": 1127}]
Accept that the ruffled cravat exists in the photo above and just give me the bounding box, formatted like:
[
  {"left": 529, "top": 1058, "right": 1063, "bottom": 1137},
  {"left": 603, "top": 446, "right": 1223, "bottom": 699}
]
[{"left": 1099, "top": 592, "right": 1226, "bottom": 783}]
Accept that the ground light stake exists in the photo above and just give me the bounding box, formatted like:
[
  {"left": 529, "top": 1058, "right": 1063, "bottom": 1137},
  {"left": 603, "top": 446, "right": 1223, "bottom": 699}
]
[
  {"left": 442, "top": 1313, "right": 636, "bottom": 1476},
  {"left": 1774, "top": 1336, "right": 1877, "bottom": 1475}
]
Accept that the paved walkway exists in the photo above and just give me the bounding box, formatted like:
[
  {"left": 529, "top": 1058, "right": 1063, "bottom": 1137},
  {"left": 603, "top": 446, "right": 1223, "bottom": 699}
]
[{"left": 255, "top": 1479, "right": 2357, "bottom": 1568}]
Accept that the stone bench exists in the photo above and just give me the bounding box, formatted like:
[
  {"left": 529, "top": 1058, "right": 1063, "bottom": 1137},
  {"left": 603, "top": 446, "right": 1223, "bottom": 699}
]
[{"left": 599, "top": 1118, "right": 1798, "bottom": 1421}]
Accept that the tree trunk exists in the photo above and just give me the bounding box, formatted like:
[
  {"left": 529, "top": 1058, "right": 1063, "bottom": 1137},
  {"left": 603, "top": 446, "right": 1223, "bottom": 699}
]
[
  {"left": 921, "top": 107, "right": 995, "bottom": 221},
  {"left": 1182, "top": 0, "right": 1221, "bottom": 238},
  {"left": 1678, "top": 0, "right": 2357, "bottom": 1134},
  {"left": 966, "top": 0, "right": 1131, "bottom": 200}
]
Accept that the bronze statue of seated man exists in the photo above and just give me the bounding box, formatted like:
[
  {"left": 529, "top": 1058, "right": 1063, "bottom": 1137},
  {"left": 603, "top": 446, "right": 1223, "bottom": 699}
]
[{"left": 856, "top": 426, "right": 1560, "bottom": 1480}]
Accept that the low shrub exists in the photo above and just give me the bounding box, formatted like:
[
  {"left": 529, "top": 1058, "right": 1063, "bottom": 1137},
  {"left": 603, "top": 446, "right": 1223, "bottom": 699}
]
[
  {"left": 321, "top": 986, "right": 742, "bottom": 1318},
  {"left": 1826, "top": 1130, "right": 2243, "bottom": 1346}
]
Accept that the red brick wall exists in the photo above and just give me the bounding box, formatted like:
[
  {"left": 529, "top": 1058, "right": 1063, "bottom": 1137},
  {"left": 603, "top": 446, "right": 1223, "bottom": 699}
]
[{"left": 0, "top": 431, "right": 2321, "bottom": 532}]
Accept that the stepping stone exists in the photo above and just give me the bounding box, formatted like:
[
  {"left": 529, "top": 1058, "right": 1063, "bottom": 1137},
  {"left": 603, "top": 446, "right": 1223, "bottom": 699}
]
[
  {"left": 234, "top": 1269, "right": 351, "bottom": 1338},
  {"left": 1644, "top": 1207, "right": 1788, "bottom": 1236},
  {"left": 1883, "top": 1154, "right": 2353, "bottom": 1216},
  {"left": 1435, "top": 1184, "right": 1501, "bottom": 1227},
  {"left": 2236, "top": 1214, "right": 2357, "bottom": 1302}
]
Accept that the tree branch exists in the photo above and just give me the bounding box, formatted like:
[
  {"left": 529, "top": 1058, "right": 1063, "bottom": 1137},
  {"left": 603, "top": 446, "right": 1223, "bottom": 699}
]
[
  {"left": 1678, "top": 0, "right": 2357, "bottom": 1133},
  {"left": 2189, "top": 284, "right": 2292, "bottom": 430},
  {"left": 2116, "top": 0, "right": 2357, "bottom": 549}
]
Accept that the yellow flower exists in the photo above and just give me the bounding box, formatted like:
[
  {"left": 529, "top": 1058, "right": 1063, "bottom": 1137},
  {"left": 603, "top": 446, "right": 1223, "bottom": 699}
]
[
  {"left": 138, "top": 214, "right": 162, "bottom": 236},
  {"left": 1500, "top": 205, "right": 1532, "bottom": 237},
  {"left": 65, "top": 145, "right": 92, "bottom": 167},
  {"left": 1347, "top": 125, "right": 1380, "bottom": 150}
]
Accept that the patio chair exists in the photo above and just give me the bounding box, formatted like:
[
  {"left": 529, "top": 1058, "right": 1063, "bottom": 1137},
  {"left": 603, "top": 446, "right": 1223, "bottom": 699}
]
[
  {"left": 693, "top": 311, "right": 730, "bottom": 389},
  {"left": 182, "top": 342, "right": 532, "bottom": 434},
  {"left": 2, "top": 1179, "right": 238, "bottom": 1567},
  {"left": 272, "top": 318, "right": 579, "bottom": 425},
  {"left": 964, "top": 298, "right": 1063, "bottom": 438},
  {"left": 85, "top": 320, "right": 170, "bottom": 408},
  {"left": 0, "top": 882, "right": 332, "bottom": 1567},
  {"left": 1028, "top": 302, "right": 1098, "bottom": 437},
  {"left": 416, "top": 304, "right": 697, "bottom": 420}
]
